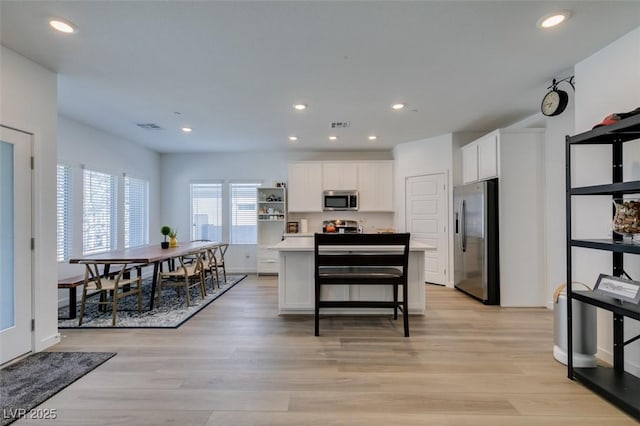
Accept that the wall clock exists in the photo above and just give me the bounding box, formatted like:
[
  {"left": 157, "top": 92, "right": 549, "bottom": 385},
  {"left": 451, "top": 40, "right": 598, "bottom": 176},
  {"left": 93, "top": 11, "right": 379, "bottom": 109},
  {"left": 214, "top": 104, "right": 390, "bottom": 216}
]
[{"left": 541, "top": 88, "right": 569, "bottom": 117}]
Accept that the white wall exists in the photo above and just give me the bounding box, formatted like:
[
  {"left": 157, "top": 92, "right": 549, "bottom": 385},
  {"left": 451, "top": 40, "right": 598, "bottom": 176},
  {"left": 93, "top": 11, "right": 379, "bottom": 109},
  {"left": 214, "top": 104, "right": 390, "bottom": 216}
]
[
  {"left": 543, "top": 84, "right": 575, "bottom": 309},
  {"left": 161, "top": 150, "right": 392, "bottom": 273},
  {"left": 573, "top": 26, "right": 640, "bottom": 376},
  {"left": 392, "top": 134, "right": 455, "bottom": 286},
  {"left": 0, "top": 46, "right": 59, "bottom": 351},
  {"left": 57, "top": 115, "right": 161, "bottom": 301}
]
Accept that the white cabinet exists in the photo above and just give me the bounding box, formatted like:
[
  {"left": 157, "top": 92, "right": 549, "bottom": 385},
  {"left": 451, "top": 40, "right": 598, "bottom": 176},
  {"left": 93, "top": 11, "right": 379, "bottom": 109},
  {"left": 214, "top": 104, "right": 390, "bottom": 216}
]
[
  {"left": 477, "top": 133, "right": 498, "bottom": 180},
  {"left": 257, "top": 187, "right": 286, "bottom": 275},
  {"left": 322, "top": 162, "right": 358, "bottom": 190},
  {"left": 462, "top": 132, "right": 498, "bottom": 183},
  {"left": 462, "top": 143, "right": 478, "bottom": 183},
  {"left": 460, "top": 129, "right": 545, "bottom": 306},
  {"left": 358, "top": 162, "right": 394, "bottom": 212},
  {"left": 288, "top": 161, "right": 393, "bottom": 213},
  {"left": 287, "top": 162, "right": 322, "bottom": 212}
]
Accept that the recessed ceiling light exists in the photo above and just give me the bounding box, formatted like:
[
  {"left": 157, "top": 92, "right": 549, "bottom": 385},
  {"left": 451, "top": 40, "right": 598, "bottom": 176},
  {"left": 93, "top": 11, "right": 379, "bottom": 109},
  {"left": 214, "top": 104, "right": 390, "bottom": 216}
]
[
  {"left": 391, "top": 103, "right": 405, "bottom": 110},
  {"left": 537, "top": 10, "right": 571, "bottom": 28},
  {"left": 293, "top": 104, "right": 307, "bottom": 111},
  {"left": 181, "top": 127, "right": 192, "bottom": 133},
  {"left": 289, "top": 136, "right": 299, "bottom": 141},
  {"left": 49, "top": 18, "right": 77, "bottom": 34},
  {"left": 368, "top": 135, "right": 377, "bottom": 141},
  {"left": 328, "top": 136, "right": 338, "bottom": 141}
]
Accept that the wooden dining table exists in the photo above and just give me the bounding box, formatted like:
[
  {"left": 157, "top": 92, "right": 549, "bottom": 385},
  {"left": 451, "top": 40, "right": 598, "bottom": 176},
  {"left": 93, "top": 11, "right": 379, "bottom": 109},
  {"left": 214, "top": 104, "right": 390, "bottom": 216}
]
[{"left": 69, "top": 241, "right": 220, "bottom": 310}]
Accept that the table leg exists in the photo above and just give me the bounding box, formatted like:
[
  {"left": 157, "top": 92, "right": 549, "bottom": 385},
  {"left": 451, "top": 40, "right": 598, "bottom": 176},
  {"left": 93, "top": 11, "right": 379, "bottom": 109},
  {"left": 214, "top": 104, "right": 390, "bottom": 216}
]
[
  {"left": 68, "top": 287, "right": 77, "bottom": 319},
  {"left": 149, "top": 262, "right": 159, "bottom": 310}
]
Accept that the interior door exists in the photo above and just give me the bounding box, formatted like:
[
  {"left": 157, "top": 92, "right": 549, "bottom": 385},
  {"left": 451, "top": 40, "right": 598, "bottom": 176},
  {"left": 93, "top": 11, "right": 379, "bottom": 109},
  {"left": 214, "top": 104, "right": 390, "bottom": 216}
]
[
  {"left": 0, "top": 126, "right": 32, "bottom": 365},
  {"left": 406, "top": 173, "right": 448, "bottom": 285}
]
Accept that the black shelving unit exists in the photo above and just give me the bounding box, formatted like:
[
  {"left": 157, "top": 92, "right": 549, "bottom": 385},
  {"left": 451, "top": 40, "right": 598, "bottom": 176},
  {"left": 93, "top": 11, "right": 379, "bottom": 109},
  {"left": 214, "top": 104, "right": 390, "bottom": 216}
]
[{"left": 566, "top": 113, "right": 640, "bottom": 421}]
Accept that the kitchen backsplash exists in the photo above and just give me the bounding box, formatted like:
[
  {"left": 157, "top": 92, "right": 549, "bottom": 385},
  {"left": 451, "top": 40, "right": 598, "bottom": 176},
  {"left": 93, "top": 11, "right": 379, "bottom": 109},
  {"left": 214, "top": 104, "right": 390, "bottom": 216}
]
[{"left": 286, "top": 212, "right": 394, "bottom": 234}]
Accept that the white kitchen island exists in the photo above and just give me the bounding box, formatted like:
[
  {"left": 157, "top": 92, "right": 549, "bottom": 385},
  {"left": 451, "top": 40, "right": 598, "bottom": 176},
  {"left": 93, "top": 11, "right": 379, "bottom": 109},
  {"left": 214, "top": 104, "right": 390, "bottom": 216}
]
[{"left": 271, "top": 236, "right": 434, "bottom": 315}]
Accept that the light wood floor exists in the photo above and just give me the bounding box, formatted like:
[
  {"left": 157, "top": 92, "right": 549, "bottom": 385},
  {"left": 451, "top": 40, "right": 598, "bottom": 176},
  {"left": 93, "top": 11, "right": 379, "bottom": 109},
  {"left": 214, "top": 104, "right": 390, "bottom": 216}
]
[{"left": 21, "top": 275, "right": 637, "bottom": 425}]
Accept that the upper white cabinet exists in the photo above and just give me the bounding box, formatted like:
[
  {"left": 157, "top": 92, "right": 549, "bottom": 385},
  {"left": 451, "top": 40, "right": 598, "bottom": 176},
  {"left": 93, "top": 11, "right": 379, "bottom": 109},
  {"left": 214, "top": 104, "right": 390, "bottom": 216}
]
[
  {"left": 462, "top": 143, "right": 478, "bottom": 183},
  {"left": 358, "top": 162, "right": 394, "bottom": 212},
  {"left": 288, "top": 161, "right": 393, "bottom": 212},
  {"left": 322, "top": 162, "right": 358, "bottom": 190},
  {"left": 477, "top": 133, "right": 498, "bottom": 180},
  {"left": 462, "top": 131, "right": 498, "bottom": 183},
  {"left": 287, "top": 162, "right": 322, "bottom": 212}
]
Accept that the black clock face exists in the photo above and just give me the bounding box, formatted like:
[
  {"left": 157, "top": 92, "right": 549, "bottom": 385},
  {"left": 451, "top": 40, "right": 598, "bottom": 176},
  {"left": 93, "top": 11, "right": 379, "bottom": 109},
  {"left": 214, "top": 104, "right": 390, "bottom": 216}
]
[{"left": 541, "top": 89, "right": 569, "bottom": 116}]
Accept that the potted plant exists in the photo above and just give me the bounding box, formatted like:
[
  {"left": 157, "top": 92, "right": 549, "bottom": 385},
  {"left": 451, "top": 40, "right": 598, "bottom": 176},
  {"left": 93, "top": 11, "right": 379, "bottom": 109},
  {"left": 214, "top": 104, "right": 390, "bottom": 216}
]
[
  {"left": 160, "top": 225, "right": 171, "bottom": 249},
  {"left": 169, "top": 228, "right": 178, "bottom": 248}
]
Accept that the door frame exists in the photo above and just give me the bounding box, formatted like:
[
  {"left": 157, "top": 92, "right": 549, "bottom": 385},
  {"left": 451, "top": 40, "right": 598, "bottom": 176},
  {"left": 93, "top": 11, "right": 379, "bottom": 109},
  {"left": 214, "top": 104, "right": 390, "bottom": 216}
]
[
  {"left": 404, "top": 171, "right": 450, "bottom": 286},
  {"left": 0, "top": 125, "right": 34, "bottom": 365}
]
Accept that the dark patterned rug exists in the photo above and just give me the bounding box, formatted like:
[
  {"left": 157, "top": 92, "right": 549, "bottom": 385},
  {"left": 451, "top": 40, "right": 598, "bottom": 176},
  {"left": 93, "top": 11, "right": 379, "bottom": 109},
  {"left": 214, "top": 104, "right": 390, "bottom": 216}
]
[
  {"left": 0, "top": 351, "right": 115, "bottom": 426},
  {"left": 58, "top": 275, "right": 246, "bottom": 328}
]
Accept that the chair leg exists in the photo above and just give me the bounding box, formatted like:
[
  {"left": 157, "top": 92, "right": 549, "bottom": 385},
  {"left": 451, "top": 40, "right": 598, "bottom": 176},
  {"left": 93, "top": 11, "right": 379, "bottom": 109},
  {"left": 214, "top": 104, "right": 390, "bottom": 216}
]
[
  {"left": 214, "top": 267, "right": 220, "bottom": 288},
  {"left": 137, "top": 280, "right": 142, "bottom": 312},
  {"left": 198, "top": 271, "right": 206, "bottom": 299},
  {"left": 112, "top": 290, "right": 118, "bottom": 326},
  {"left": 393, "top": 284, "right": 399, "bottom": 320},
  {"left": 402, "top": 284, "right": 409, "bottom": 338},
  {"left": 314, "top": 283, "right": 320, "bottom": 336},
  {"left": 184, "top": 279, "right": 191, "bottom": 307},
  {"left": 78, "top": 285, "right": 88, "bottom": 326},
  {"left": 221, "top": 264, "right": 227, "bottom": 284}
]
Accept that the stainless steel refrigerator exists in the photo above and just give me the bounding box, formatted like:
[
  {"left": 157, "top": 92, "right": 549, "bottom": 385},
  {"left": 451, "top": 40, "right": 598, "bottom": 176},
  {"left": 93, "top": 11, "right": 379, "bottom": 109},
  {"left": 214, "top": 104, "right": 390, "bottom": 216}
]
[{"left": 453, "top": 179, "right": 499, "bottom": 305}]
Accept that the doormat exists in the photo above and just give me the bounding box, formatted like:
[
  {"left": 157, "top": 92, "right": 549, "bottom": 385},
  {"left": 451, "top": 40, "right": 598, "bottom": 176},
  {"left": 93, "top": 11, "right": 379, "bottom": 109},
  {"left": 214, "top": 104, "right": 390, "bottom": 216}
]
[
  {"left": 58, "top": 275, "right": 246, "bottom": 328},
  {"left": 0, "top": 351, "right": 115, "bottom": 426}
]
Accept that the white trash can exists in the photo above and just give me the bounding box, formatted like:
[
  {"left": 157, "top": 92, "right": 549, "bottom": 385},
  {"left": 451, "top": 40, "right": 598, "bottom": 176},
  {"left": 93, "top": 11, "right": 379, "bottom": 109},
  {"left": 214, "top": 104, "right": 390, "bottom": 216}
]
[{"left": 553, "top": 283, "right": 597, "bottom": 368}]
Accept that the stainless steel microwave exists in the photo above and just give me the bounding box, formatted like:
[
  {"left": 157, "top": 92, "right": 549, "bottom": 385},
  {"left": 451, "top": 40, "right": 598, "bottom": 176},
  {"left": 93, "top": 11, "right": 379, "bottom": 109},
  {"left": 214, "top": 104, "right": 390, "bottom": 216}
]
[{"left": 322, "top": 190, "right": 359, "bottom": 211}]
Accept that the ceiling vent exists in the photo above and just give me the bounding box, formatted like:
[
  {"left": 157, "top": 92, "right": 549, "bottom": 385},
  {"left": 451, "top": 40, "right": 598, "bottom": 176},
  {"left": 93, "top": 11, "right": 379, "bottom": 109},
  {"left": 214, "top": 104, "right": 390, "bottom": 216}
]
[
  {"left": 136, "top": 123, "right": 162, "bottom": 130},
  {"left": 330, "top": 121, "right": 350, "bottom": 129}
]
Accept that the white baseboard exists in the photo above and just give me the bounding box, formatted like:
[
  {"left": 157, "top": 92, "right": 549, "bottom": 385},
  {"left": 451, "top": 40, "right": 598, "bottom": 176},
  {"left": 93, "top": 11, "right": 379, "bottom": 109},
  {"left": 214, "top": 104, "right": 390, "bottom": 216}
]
[{"left": 37, "top": 333, "right": 61, "bottom": 351}]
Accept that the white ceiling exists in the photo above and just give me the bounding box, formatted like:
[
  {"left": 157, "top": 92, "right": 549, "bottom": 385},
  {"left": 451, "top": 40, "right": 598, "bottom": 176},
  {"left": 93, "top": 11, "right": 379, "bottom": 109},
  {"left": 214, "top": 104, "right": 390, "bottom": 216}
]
[{"left": 1, "top": 1, "right": 639, "bottom": 153}]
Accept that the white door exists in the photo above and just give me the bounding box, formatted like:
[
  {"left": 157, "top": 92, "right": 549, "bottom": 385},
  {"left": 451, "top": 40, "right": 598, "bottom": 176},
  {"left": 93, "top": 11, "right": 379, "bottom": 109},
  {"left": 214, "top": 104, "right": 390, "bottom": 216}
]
[
  {"left": 406, "top": 173, "right": 448, "bottom": 285},
  {"left": 0, "top": 126, "right": 32, "bottom": 365}
]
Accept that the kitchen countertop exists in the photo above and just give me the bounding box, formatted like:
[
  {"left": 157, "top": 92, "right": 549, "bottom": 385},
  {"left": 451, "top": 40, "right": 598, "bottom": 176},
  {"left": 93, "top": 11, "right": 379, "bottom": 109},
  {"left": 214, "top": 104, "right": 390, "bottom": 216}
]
[{"left": 272, "top": 237, "right": 434, "bottom": 251}]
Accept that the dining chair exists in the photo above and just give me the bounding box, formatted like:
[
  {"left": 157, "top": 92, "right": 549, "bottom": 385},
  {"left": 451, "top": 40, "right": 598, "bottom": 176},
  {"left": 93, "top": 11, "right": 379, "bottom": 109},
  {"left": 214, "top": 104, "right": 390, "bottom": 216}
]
[
  {"left": 156, "top": 251, "right": 207, "bottom": 307},
  {"left": 78, "top": 262, "right": 143, "bottom": 326},
  {"left": 210, "top": 243, "right": 228, "bottom": 285}
]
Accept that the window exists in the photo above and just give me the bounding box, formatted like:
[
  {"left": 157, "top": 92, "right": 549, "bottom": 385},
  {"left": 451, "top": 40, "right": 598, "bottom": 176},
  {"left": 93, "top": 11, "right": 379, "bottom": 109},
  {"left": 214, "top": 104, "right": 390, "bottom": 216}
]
[
  {"left": 124, "top": 176, "right": 149, "bottom": 248},
  {"left": 230, "top": 183, "right": 259, "bottom": 244},
  {"left": 83, "top": 169, "right": 117, "bottom": 254},
  {"left": 191, "top": 183, "right": 222, "bottom": 241},
  {"left": 56, "top": 164, "right": 73, "bottom": 261}
]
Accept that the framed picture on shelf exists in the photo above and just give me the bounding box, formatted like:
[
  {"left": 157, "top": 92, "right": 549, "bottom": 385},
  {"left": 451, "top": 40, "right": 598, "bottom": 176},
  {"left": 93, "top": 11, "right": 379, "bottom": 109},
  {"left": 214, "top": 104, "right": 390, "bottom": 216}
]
[{"left": 593, "top": 273, "right": 640, "bottom": 304}]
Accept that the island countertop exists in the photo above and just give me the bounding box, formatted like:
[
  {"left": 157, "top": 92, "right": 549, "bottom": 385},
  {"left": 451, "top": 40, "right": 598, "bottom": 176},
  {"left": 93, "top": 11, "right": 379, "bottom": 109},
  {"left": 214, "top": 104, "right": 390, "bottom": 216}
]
[{"left": 271, "top": 236, "right": 434, "bottom": 252}]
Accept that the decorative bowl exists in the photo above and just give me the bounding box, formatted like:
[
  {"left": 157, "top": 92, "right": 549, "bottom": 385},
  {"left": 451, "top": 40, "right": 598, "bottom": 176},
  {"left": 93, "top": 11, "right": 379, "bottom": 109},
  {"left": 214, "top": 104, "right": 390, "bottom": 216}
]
[{"left": 612, "top": 198, "right": 640, "bottom": 241}]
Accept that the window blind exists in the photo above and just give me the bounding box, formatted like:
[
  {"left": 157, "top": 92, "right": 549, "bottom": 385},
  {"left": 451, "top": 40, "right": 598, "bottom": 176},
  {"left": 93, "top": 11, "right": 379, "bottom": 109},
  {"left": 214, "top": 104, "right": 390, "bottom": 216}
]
[
  {"left": 124, "top": 176, "right": 149, "bottom": 248},
  {"left": 56, "top": 164, "right": 73, "bottom": 262},
  {"left": 191, "top": 183, "right": 222, "bottom": 241},
  {"left": 83, "top": 169, "right": 117, "bottom": 254},
  {"left": 230, "top": 183, "right": 259, "bottom": 244}
]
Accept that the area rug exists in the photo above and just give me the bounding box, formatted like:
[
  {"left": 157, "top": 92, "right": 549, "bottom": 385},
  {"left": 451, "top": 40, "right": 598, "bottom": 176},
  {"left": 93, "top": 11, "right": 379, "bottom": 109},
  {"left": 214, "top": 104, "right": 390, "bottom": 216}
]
[
  {"left": 58, "top": 275, "right": 246, "bottom": 329},
  {"left": 0, "top": 351, "right": 115, "bottom": 426}
]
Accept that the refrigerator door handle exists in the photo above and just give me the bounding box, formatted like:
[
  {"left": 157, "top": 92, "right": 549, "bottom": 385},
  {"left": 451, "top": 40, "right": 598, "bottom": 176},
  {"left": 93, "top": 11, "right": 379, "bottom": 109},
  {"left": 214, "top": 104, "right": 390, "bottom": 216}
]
[{"left": 461, "top": 199, "right": 466, "bottom": 252}]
